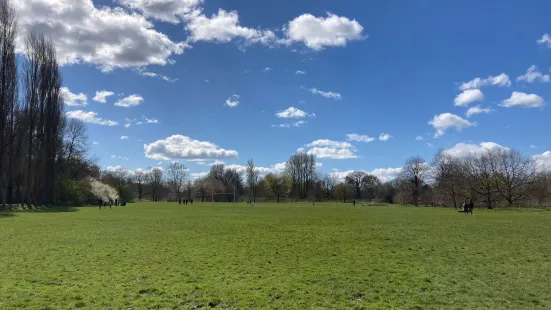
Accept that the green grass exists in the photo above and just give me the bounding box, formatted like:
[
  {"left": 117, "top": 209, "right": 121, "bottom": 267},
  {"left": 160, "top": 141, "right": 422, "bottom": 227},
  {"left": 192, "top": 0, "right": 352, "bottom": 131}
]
[{"left": 1, "top": 202, "right": 550, "bottom": 309}]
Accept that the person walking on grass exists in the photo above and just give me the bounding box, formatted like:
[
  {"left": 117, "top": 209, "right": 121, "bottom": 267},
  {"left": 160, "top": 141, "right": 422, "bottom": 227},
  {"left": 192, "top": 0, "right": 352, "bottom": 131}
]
[{"left": 98, "top": 198, "right": 103, "bottom": 210}]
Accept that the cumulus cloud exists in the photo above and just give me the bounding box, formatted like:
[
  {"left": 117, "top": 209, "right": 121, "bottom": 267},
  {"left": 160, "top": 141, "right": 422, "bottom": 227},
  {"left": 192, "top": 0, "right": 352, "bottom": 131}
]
[
  {"left": 295, "top": 70, "right": 306, "bottom": 75},
  {"left": 225, "top": 94, "right": 240, "bottom": 108},
  {"left": 537, "top": 33, "right": 551, "bottom": 48},
  {"left": 13, "top": 0, "right": 187, "bottom": 71},
  {"left": 466, "top": 105, "right": 493, "bottom": 118},
  {"left": 379, "top": 133, "right": 392, "bottom": 141},
  {"left": 533, "top": 151, "right": 551, "bottom": 170},
  {"left": 306, "top": 139, "right": 357, "bottom": 159},
  {"left": 118, "top": 0, "right": 202, "bottom": 23},
  {"left": 276, "top": 107, "right": 309, "bottom": 118},
  {"left": 500, "top": 91, "right": 544, "bottom": 108},
  {"left": 92, "top": 141, "right": 99, "bottom": 145},
  {"left": 444, "top": 142, "right": 508, "bottom": 158},
  {"left": 459, "top": 73, "right": 511, "bottom": 90},
  {"left": 308, "top": 88, "right": 342, "bottom": 100},
  {"left": 93, "top": 90, "right": 114, "bottom": 103},
  {"left": 61, "top": 87, "right": 87, "bottom": 107},
  {"left": 307, "top": 147, "right": 357, "bottom": 159},
  {"left": 516, "top": 65, "right": 550, "bottom": 83},
  {"left": 263, "top": 67, "right": 273, "bottom": 72},
  {"left": 183, "top": 9, "right": 276, "bottom": 46},
  {"left": 428, "top": 113, "right": 474, "bottom": 138},
  {"left": 454, "top": 89, "right": 484, "bottom": 107},
  {"left": 66, "top": 110, "right": 118, "bottom": 126},
  {"left": 415, "top": 136, "right": 424, "bottom": 141},
  {"left": 115, "top": 95, "right": 144, "bottom": 107},
  {"left": 284, "top": 13, "right": 365, "bottom": 50},
  {"left": 347, "top": 133, "right": 375, "bottom": 143},
  {"left": 307, "top": 139, "right": 353, "bottom": 149},
  {"left": 121, "top": 136, "right": 129, "bottom": 140},
  {"left": 144, "top": 134, "right": 238, "bottom": 161}
]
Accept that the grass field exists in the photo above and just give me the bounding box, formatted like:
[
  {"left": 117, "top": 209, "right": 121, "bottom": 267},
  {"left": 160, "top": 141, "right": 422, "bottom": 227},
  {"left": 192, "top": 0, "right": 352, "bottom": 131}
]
[{"left": 1, "top": 202, "right": 550, "bottom": 309}]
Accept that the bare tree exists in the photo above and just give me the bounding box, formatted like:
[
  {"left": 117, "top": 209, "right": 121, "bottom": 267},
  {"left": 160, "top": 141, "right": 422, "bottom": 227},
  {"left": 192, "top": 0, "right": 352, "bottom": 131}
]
[
  {"left": 432, "top": 150, "right": 466, "bottom": 208},
  {"left": 492, "top": 149, "right": 537, "bottom": 207},
  {"left": 166, "top": 162, "right": 188, "bottom": 201},
  {"left": 345, "top": 171, "right": 367, "bottom": 199},
  {"left": 285, "top": 152, "right": 317, "bottom": 200},
  {"left": 321, "top": 174, "right": 337, "bottom": 200},
  {"left": 134, "top": 170, "right": 146, "bottom": 200},
  {"left": 398, "top": 156, "right": 429, "bottom": 206},
  {"left": 246, "top": 159, "right": 258, "bottom": 202},
  {"left": 463, "top": 150, "right": 499, "bottom": 209},
  {"left": 109, "top": 168, "right": 129, "bottom": 199},
  {"left": 147, "top": 167, "right": 163, "bottom": 201},
  {"left": 64, "top": 119, "right": 88, "bottom": 161},
  {"left": 0, "top": 0, "right": 17, "bottom": 206}
]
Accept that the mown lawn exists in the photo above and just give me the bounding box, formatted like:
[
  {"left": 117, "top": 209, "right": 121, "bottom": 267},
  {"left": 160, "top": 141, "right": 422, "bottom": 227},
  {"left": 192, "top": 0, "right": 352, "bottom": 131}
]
[{"left": 0, "top": 202, "right": 550, "bottom": 309}]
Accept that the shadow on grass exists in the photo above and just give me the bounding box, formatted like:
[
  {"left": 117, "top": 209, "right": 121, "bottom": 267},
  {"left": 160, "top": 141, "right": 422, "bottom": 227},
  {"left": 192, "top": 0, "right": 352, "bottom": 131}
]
[
  {"left": 0, "top": 212, "right": 16, "bottom": 218},
  {"left": 2, "top": 205, "right": 79, "bottom": 213}
]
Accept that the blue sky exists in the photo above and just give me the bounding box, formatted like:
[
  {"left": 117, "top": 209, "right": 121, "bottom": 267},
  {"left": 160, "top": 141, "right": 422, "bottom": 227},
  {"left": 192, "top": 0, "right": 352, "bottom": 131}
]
[{"left": 15, "top": 0, "right": 551, "bottom": 181}]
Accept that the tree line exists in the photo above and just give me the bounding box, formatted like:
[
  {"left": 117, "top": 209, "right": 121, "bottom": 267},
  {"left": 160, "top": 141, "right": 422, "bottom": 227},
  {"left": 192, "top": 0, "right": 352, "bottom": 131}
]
[{"left": 0, "top": 0, "right": 100, "bottom": 207}]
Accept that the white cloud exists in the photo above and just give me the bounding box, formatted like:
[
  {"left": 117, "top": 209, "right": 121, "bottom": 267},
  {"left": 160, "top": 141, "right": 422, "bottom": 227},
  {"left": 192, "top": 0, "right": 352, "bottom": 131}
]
[
  {"left": 66, "top": 110, "right": 118, "bottom": 126},
  {"left": 500, "top": 91, "right": 544, "bottom": 108},
  {"left": 329, "top": 167, "right": 401, "bottom": 183},
  {"left": 115, "top": 95, "right": 144, "bottom": 107},
  {"left": 428, "top": 113, "right": 474, "bottom": 138},
  {"left": 284, "top": 13, "right": 365, "bottom": 50},
  {"left": 459, "top": 73, "right": 511, "bottom": 90},
  {"left": 121, "top": 136, "right": 129, "bottom": 140},
  {"left": 307, "top": 147, "right": 357, "bottom": 159},
  {"left": 415, "top": 136, "right": 424, "bottom": 141},
  {"left": 136, "top": 69, "right": 178, "bottom": 82},
  {"left": 347, "top": 133, "right": 375, "bottom": 143},
  {"left": 308, "top": 88, "right": 342, "bottom": 100},
  {"left": 61, "top": 87, "right": 87, "bottom": 107},
  {"left": 276, "top": 107, "right": 309, "bottom": 118},
  {"left": 466, "top": 105, "right": 493, "bottom": 118},
  {"left": 14, "top": 0, "right": 187, "bottom": 71},
  {"left": 537, "top": 33, "right": 551, "bottom": 48},
  {"left": 454, "top": 89, "right": 484, "bottom": 107},
  {"left": 93, "top": 90, "right": 114, "bottom": 103},
  {"left": 516, "top": 65, "right": 550, "bottom": 83},
  {"left": 263, "top": 67, "right": 273, "bottom": 72},
  {"left": 533, "top": 151, "right": 551, "bottom": 170},
  {"left": 225, "top": 94, "right": 240, "bottom": 108},
  {"left": 371, "top": 167, "right": 402, "bottom": 183},
  {"left": 184, "top": 9, "right": 276, "bottom": 46},
  {"left": 124, "top": 123, "right": 131, "bottom": 128},
  {"left": 306, "top": 139, "right": 357, "bottom": 159},
  {"left": 92, "top": 141, "right": 99, "bottom": 145},
  {"left": 293, "top": 120, "right": 307, "bottom": 127},
  {"left": 530, "top": 145, "right": 538, "bottom": 149},
  {"left": 118, "top": 0, "right": 202, "bottom": 23},
  {"left": 144, "top": 134, "right": 238, "bottom": 161},
  {"left": 379, "top": 133, "right": 392, "bottom": 141},
  {"left": 307, "top": 139, "right": 353, "bottom": 149},
  {"left": 444, "top": 142, "right": 508, "bottom": 158},
  {"left": 295, "top": 70, "right": 306, "bottom": 75}
]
